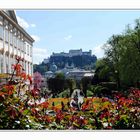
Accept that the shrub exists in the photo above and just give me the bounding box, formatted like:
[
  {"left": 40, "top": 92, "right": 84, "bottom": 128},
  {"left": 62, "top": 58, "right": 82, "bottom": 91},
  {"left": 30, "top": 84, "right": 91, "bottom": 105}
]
[
  {"left": 99, "top": 82, "right": 117, "bottom": 91},
  {"left": 58, "top": 90, "right": 70, "bottom": 98},
  {"left": 86, "top": 90, "right": 94, "bottom": 97}
]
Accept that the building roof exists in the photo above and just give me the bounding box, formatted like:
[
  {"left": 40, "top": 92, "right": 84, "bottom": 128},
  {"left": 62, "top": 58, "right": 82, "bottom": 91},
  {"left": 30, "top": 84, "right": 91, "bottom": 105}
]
[
  {"left": 84, "top": 73, "right": 94, "bottom": 77},
  {"left": 45, "top": 71, "right": 53, "bottom": 74},
  {"left": 3, "top": 10, "right": 18, "bottom": 24},
  {"left": 0, "top": 10, "right": 34, "bottom": 43}
]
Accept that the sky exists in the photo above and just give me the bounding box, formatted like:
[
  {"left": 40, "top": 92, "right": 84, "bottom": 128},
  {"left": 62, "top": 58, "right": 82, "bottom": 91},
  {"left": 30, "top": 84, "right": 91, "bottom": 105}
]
[{"left": 16, "top": 10, "right": 140, "bottom": 64}]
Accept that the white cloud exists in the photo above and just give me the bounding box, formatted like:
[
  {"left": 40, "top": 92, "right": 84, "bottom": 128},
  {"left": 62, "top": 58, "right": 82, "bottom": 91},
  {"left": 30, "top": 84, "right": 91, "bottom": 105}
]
[
  {"left": 64, "top": 35, "right": 72, "bottom": 41},
  {"left": 33, "top": 47, "right": 47, "bottom": 56},
  {"left": 31, "top": 24, "right": 36, "bottom": 27},
  {"left": 17, "top": 16, "right": 29, "bottom": 29},
  {"left": 17, "top": 16, "right": 36, "bottom": 29},
  {"left": 33, "top": 47, "right": 49, "bottom": 64},
  {"left": 92, "top": 44, "right": 105, "bottom": 59},
  {"left": 31, "top": 35, "right": 40, "bottom": 42}
]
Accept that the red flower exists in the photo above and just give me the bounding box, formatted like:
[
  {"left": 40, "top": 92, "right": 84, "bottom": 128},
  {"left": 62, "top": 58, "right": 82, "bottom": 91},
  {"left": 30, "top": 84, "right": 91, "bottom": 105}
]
[
  {"left": 102, "top": 97, "right": 109, "bottom": 102},
  {"left": 107, "top": 126, "right": 112, "bottom": 129},
  {"left": 56, "top": 110, "right": 64, "bottom": 122},
  {"left": 43, "top": 115, "right": 51, "bottom": 123},
  {"left": 3, "top": 85, "right": 15, "bottom": 95},
  {"left": 81, "top": 104, "right": 89, "bottom": 111},
  {"left": 12, "top": 64, "right": 22, "bottom": 76},
  {"left": 70, "top": 115, "right": 79, "bottom": 122},
  {"left": 20, "top": 72, "right": 27, "bottom": 80},
  {"left": 40, "top": 101, "right": 49, "bottom": 109},
  {"left": 31, "top": 108, "right": 38, "bottom": 115},
  {"left": 115, "top": 115, "right": 120, "bottom": 121},
  {"left": 6, "top": 107, "right": 18, "bottom": 119},
  {"left": 31, "top": 89, "right": 39, "bottom": 97},
  {"left": 27, "top": 75, "right": 32, "bottom": 84}
]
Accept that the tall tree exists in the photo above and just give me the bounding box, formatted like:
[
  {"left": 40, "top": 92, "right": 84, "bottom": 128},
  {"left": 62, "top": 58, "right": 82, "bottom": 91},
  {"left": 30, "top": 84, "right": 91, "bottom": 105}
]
[
  {"left": 103, "top": 19, "right": 140, "bottom": 88},
  {"left": 81, "top": 77, "right": 92, "bottom": 97},
  {"left": 47, "top": 73, "right": 65, "bottom": 97}
]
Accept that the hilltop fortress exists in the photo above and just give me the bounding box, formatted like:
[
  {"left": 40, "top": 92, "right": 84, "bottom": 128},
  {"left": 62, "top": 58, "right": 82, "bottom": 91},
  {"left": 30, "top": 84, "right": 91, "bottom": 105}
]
[{"left": 52, "top": 49, "right": 92, "bottom": 57}]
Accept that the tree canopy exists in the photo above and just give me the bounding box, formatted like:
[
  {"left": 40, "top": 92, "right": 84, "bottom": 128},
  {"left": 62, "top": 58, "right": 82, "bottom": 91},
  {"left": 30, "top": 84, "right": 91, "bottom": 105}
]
[{"left": 97, "top": 19, "right": 140, "bottom": 89}]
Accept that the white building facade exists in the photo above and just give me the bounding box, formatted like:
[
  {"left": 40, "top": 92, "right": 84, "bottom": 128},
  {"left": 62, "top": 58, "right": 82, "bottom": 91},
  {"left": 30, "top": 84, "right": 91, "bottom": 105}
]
[{"left": 0, "top": 10, "right": 34, "bottom": 76}]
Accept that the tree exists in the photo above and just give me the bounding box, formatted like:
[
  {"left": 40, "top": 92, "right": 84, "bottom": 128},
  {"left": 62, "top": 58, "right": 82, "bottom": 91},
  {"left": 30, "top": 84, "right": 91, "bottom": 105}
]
[
  {"left": 33, "top": 62, "right": 48, "bottom": 75},
  {"left": 47, "top": 73, "right": 65, "bottom": 97},
  {"left": 65, "top": 78, "right": 76, "bottom": 96},
  {"left": 103, "top": 19, "right": 140, "bottom": 88},
  {"left": 104, "top": 35, "right": 124, "bottom": 89},
  {"left": 95, "top": 58, "right": 113, "bottom": 83},
  {"left": 81, "top": 77, "right": 92, "bottom": 97}
]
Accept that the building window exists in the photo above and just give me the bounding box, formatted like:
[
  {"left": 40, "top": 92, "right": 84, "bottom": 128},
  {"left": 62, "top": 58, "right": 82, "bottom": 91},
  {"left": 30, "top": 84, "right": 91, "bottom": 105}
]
[
  {"left": 10, "top": 32, "right": 13, "bottom": 45},
  {"left": 0, "top": 25, "right": 3, "bottom": 40},
  {"left": 24, "top": 42, "right": 26, "bottom": 53},
  {"left": 17, "top": 38, "right": 19, "bottom": 49},
  {"left": 27, "top": 44, "right": 29, "bottom": 55},
  {"left": 13, "top": 35, "right": 16, "bottom": 47},
  {"left": 20, "top": 40, "right": 23, "bottom": 51},
  {"left": 0, "top": 54, "right": 3, "bottom": 73},
  {"left": 5, "top": 29, "right": 9, "bottom": 43},
  {"left": 5, "top": 56, "right": 9, "bottom": 73},
  {"left": 18, "top": 39, "right": 20, "bottom": 49},
  {"left": 30, "top": 46, "right": 32, "bottom": 57},
  {"left": 21, "top": 40, "right": 24, "bottom": 52},
  {"left": 0, "top": 16, "right": 3, "bottom": 25}
]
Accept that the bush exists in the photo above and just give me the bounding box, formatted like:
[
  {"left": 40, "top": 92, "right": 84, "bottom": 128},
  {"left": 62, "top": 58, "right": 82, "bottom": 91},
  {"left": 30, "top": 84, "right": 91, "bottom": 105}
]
[
  {"left": 86, "top": 90, "right": 94, "bottom": 97},
  {"left": 99, "top": 82, "right": 117, "bottom": 91},
  {"left": 58, "top": 90, "right": 70, "bottom": 98},
  {"left": 89, "top": 85, "right": 111, "bottom": 97}
]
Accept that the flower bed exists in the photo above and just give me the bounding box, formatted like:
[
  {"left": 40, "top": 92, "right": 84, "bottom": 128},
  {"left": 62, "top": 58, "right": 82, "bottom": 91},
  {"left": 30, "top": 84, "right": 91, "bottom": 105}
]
[{"left": 0, "top": 57, "right": 139, "bottom": 130}]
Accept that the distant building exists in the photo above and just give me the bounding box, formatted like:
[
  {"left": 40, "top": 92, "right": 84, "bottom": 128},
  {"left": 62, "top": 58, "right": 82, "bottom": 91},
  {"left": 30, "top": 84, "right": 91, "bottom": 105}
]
[
  {"left": 0, "top": 10, "right": 34, "bottom": 75},
  {"left": 66, "top": 69, "right": 95, "bottom": 80},
  {"left": 52, "top": 52, "right": 69, "bottom": 57},
  {"left": 52, "top": 49, "right": 92, "bottom": 57},
  {"left": 82, "top": 50, "right": 92, "bottom": 56},
  {"left": 69, "top": 49, "right": 82, "bottom": 57}
]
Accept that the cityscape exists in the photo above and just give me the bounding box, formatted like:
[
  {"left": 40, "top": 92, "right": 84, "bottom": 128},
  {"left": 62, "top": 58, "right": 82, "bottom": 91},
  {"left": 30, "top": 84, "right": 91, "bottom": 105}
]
[{"left": 0, "top": 10, "right": 140, "bottom": 130}]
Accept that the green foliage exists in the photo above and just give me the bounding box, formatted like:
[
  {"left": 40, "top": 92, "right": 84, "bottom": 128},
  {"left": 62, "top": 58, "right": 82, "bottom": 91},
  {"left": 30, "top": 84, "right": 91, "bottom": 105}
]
[
  {"left": 86, "top": 90, "right": 94, "bottom": 97},
  {"left": 55, "top": 72, "right": 65, "bottom": 79},
  {"left": 100, "top": 82, "right": 117, "bottom": 91},
  {"left": 47, "top": 76, "right": 77, "bottom": 97},
  {"left": 101, "top": 19, "right": 140, "bottom": 89},
  {"left": 81, "top": 77, "right": 92, "bottom": 97},
  {"left": 58, "top": 90, "right": 70, "bottom": 98},
  {"left": 95, "top": 58, "right": 113, "bottom": 82},
  {"left": 47, "top": 77, "right": 65, "bottom": 97},
  {"left": 89, "top": 85, "right": 110, "bottom": 97},
  {"left": 94, "top": 85, "right": 105, "bottom": 95},
  {"left": 33, "top": 62, "right": 49, "bottom": 75},
  {"left": 65, "top": 78, "right": 76, "bottom": 95}
]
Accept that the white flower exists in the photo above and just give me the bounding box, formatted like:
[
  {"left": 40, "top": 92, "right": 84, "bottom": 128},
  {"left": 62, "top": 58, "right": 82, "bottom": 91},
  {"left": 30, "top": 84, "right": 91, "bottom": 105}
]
[
  {"left": 26, "top": 125, "right": 30, "bottom": 128},
  {"left": 103, "top": 122, "right": 108, "bottom": 128},
  {"left": 15, "top": 120, "right": 20, "bottom": 124}
]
